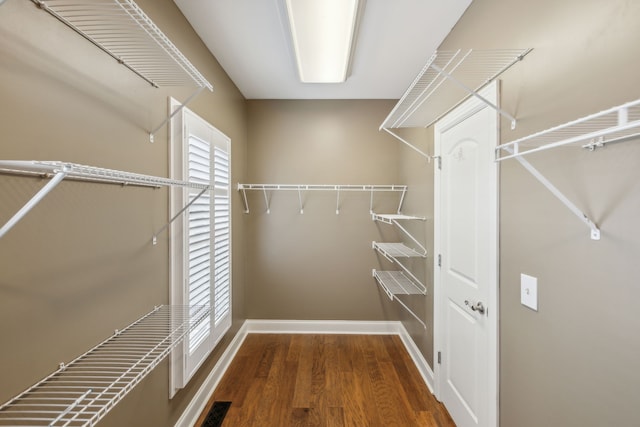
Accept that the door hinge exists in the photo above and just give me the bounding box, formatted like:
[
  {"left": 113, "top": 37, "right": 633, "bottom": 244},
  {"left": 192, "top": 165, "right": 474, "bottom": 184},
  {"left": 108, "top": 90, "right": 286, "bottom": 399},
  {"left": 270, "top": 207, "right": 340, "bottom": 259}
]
[
  {"left": 437, "top": 254, "right": 441, "bottom": 267},
  {"left": 437, "top": 351, "right": 441, "bottom": 364},
  {"left": 436, "top": 156, "right": 442, "bottom": 170}
]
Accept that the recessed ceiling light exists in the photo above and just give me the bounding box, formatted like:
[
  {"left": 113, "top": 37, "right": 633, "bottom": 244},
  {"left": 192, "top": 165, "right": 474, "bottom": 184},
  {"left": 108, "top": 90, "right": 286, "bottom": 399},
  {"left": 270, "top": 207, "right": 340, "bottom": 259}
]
[{"left": 285, "top": 0, "right": 361, "bottom": 83}]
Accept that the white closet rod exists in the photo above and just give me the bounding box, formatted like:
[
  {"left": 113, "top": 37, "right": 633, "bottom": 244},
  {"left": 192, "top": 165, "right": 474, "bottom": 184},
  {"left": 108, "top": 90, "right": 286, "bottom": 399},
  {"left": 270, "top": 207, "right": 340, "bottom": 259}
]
[
  {"left": 0, "top": 161, "right": 212, "bottom": 240},
  {"left": 238, "top": 183, "right": 408, "bottom": 215}
]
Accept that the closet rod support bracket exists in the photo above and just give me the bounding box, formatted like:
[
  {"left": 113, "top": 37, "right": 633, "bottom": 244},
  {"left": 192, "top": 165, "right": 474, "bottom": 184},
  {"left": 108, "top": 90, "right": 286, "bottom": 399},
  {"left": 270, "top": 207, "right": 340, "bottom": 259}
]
[
  {"left": 152, "top": 187, "right": 209, "bottom": 245},
  {"left": 150, "top": 86, "right": 207, "bottom": 143},
  {"left": 429, "top": 63, "right": 518, "bottom": 130},
  {"left": 0, "top": 169, "right": 68, "bottom": 239}
]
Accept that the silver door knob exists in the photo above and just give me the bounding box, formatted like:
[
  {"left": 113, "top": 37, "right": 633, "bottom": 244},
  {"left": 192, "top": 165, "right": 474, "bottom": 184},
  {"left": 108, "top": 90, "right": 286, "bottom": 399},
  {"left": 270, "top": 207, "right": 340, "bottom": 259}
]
[{"left": 465, "top": 300, "right": 486, "bottom": 315}]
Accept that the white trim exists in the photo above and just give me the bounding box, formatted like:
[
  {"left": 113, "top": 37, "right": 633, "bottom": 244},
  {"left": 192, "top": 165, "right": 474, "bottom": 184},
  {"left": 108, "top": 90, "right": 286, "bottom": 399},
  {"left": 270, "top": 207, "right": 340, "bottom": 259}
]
[
  {"left": 433, "top": 80, "right": 500, "bottom": 427},
  {"left": 396, "top": 323, "right": 435, "bottom": 393},
  {"left": 243, "top": 319, "right": 402, "bottom": 334},
  {"left": 174, "top": 319, "right": 438, "bottom": 426},
  {"left": 174, "top": 322, "right": 249, "bottom": 427}
]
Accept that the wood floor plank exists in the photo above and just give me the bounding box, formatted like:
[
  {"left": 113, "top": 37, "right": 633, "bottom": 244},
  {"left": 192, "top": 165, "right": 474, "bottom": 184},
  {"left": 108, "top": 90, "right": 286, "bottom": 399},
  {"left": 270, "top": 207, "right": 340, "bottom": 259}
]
[
  {"left": 199, "top": 334, "right": 456, "bottom": 427},
  {"left": 291, "top": 335, "right": 314, "bottom": 408}
]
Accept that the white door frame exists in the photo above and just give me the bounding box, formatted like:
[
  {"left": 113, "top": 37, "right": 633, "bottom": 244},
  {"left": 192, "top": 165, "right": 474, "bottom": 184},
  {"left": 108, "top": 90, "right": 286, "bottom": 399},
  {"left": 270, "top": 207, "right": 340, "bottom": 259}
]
[{"left": 433, "top": 81, "right": 500, "bottom": 426}]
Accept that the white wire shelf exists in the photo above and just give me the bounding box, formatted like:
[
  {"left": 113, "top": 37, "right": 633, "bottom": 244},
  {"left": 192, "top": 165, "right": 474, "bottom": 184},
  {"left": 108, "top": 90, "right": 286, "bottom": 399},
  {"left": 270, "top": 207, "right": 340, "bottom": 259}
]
[
  {"left": 238, "top": 183, "right": 408, "bottom": 215},
  {"left": 496, "top": 98, "right": 640, "bottom": 161},
  {"left": 0, "top": 305, "right": 209, "bottom": 427},
  {"left": 493, "top": 100, "right": 640, "bottom": 241},
  {"left": 0, "top": 161, "right": 211, "bottom": 189},
  {"left": 379, "top": 49, "right": 531, "bottom": 159},
  {"left": 33, "top": 0, "right": 212, "bottom": 90},
  {"left": 31, "top": 0, "right": 213, "bottom": 142},
  {"left": 373, "top": 270, "right": 426, "bottom": 297},
  {"left": 381, "top": 49, "right": 531, "bottom": 130},
  {"left": 0, "top": 160, "right": 212, "bottom": 240},
  {"left": 371, "top": 213, "right": 426, "bottom": 224},
  {"left": 372, "top": 270, "right": 426, "bottom": 329},
  {"left": 372, "top": 242, "right": 426, "bottom": 259}
]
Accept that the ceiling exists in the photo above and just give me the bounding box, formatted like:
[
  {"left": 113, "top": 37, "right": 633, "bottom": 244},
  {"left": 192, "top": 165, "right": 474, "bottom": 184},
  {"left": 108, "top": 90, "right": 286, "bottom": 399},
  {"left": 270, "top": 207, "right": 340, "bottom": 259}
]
[{"left": 173, "top": 0, "right": 473, "bottom": 100}]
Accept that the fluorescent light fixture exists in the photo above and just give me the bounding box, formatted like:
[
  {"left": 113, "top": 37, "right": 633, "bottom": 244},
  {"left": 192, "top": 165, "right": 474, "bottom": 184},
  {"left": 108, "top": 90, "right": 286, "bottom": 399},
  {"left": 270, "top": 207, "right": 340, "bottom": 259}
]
[{"left": 285, "top": 0, "right": 360, "bottom": 83}]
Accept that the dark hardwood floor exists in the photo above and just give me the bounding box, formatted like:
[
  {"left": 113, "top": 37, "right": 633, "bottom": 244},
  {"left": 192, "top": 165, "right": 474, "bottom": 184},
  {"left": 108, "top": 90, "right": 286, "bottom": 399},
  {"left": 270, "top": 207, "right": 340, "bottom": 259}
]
[{"left": 196, "top": 334, "right": 455, "bottom": 427}]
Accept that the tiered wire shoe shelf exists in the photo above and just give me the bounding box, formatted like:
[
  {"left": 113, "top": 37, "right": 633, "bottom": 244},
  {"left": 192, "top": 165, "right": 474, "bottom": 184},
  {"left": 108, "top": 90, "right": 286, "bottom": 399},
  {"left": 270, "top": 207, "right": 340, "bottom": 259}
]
[
  {"left": 496, "top": 98, "right": 640, "bottom": 240},
  {"left": 372, "top": 213, "right": 427, "bottom": 328},
  {"left": 31, "top": 0, "right": 214, "bottom": 142},
  {"left": 0, "top": 160, "right": 213, "bottom": 242},
  {"left": 0, "top": 305, "right": 209, "bottom": 427},
  {"left": 237, "top": 183, "right": 408, "bottom": 215},
  {"left": 379, "top": 48, "right": 532, "bottom": 159}
]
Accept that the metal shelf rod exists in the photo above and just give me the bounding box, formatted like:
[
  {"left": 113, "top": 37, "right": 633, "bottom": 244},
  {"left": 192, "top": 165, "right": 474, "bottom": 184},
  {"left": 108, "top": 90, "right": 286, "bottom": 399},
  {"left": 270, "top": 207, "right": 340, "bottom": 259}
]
[
  {"left": 496, "top": 99, "right": 640, "bottom": 161},
  {"left": 238, "top": 183, "right": 408, "bottom": 214}
]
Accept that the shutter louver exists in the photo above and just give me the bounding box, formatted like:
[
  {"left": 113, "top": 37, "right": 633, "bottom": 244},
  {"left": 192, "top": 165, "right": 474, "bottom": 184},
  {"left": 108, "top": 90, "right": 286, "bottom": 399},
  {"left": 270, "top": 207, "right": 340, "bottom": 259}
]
[
  {"left": 213, "top": 147, "right": 230, "bottom": 325},
  {"left": 188, "top": 135, "right": 211, "bottom": 352}
]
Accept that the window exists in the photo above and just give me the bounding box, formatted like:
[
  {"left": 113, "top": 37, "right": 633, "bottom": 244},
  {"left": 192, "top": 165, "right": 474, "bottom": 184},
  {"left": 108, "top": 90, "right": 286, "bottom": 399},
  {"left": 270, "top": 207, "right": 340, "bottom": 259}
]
[{"left": 169, "top": 99, "right": 231, "bottom": 396}]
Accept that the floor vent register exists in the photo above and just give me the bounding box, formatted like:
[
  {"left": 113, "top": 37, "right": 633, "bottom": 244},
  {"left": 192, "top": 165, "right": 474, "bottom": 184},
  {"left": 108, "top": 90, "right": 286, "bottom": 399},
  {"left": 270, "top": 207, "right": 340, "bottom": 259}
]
[{"left": 201, "top": 401, "right": 232, "bottom": 427}]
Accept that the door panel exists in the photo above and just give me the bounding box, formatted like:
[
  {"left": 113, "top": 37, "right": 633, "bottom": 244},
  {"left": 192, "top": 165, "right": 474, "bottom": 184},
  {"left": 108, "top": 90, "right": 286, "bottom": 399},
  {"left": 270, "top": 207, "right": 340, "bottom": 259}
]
[
  {"left": 435, "top": 82, "right": 498, "bottom": 427},
  {"left": 447, "top": 138, "right": 479, "bottom": 284}
]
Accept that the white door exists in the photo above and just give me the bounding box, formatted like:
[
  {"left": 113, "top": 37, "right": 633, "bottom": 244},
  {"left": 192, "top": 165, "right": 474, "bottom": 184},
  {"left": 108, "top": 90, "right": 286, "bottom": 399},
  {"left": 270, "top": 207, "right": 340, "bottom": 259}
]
[{"left": 434, "top": 82, "right": 499, "bottom": 427}]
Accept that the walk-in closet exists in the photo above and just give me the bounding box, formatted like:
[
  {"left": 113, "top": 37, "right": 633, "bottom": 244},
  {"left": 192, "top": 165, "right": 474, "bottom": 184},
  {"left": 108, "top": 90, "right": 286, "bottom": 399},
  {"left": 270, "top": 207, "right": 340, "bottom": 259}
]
[{"left": 1, "top": 0, "right": 639, "bottom": 426}]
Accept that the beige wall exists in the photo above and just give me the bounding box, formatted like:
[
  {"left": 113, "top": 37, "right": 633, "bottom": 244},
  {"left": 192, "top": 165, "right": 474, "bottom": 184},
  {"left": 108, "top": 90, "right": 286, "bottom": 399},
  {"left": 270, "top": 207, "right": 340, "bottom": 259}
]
[
  {"left": 428, "top": 0, "right": 640, "bottom": 425},
  {"left": 244, "top": 100, "right": 408, "bottom": 321},
  {"left": 396, "top": 127, "right": 435, "bottom": 366},
  {"left": 0, "top": 1, "right": 247, "bottom": 426}
]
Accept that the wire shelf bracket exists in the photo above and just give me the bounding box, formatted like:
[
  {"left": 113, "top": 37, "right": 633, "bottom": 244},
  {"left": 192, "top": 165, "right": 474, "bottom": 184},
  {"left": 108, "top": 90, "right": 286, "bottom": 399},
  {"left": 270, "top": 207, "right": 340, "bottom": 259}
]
[
  {"left": 494, "top": 99, "right": 640, "bottom": 240},
  {"left": 0, "top": 161, "right": 212, "bottom": 241},
  {"left": 372, "top": 269, "right": 427, "bottom": 329},
  {"left": 237, "top": 184, "right": 408, "bottom": 215},
  {"left": 380, "top": 48, "right": 532, "bottom": 159},
  {"left": 0, "top": 305, "right": 209, "bottom": 427},
  {"left": 31, "top": 0, "right": 214, "bottom": 143}
]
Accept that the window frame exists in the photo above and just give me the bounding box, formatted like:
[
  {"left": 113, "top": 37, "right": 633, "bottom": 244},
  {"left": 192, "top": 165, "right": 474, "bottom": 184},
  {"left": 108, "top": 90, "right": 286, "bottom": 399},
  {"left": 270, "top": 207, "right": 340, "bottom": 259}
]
[{"left": 168, "top": 98, "right": 232, "bottom": 397}]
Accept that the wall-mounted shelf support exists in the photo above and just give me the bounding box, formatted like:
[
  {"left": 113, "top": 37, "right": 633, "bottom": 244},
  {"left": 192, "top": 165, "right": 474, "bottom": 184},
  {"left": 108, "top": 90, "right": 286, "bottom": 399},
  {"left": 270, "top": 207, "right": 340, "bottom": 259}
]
[
  {"left": 372, "top": 269, "right": 427, "bottom": 329},
  {"left": 152, "top": 187, "right": 208, "bottom": 245},
  {"left": 496, "top": 99, "right": 640, "bottom": 240},
  {"left": 512, "top": 152, "right": 600, "bottom": 240},
  {"left": 0, "top": 305, "right": 209, "bottom": 427},
  {"left": 429, "top": 62, "right": 518, "bottom": 130},
  {"left": 32, "top": 0, "right": 214, "bottom": 144},
  {"left": 382, "top": 128, "right": 433, "bottom": 161},
  {"left": 149, "top": 86, "right": 207, "bottom": 143},
  {"left": 237, "top": 184, "right": 408, "bottom": 215},
  {"left": 380, "top": 48, "right": 531, "bottom": 157},
  {"left": 0, "top": 161, "right": 212, "bottom": 240},
  {"left": 0, "top": 169, "right": 67, "bottom": 239}
]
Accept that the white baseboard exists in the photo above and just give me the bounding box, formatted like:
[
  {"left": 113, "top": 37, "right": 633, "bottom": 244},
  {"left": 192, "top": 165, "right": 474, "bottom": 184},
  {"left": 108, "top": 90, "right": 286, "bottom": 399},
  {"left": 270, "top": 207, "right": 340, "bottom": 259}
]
[
  {"left": 175, "top": 319, "right": 436, "bottom": 426},
  {"left": 244, "top": 319, "right": 402, "bottom": 334},
  {"left": 174, "top": 322, "right": 249, "bottom": 427},
  {"left": 396, "top": 323, "right": 435, "bottom": 393}
]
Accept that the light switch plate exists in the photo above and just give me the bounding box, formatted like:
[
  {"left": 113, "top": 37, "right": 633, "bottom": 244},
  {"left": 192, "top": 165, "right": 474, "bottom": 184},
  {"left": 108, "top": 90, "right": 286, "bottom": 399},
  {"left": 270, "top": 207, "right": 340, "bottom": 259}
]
[{"left": 521, "top": 274, "right": 538, "bottom": 311}]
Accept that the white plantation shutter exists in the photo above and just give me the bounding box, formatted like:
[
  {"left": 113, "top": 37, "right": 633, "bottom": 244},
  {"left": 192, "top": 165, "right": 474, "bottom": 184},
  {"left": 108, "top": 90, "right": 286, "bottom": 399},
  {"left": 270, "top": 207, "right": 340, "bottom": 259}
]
[
  {"left": 187, "top": 135, "right": 211, "bottom": 351},
  {"left": 213, "top": 147, "right": 230, "bottom": 325},
  {"left": 169, "top": 99, "right": 231, "bottom": 395}
]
